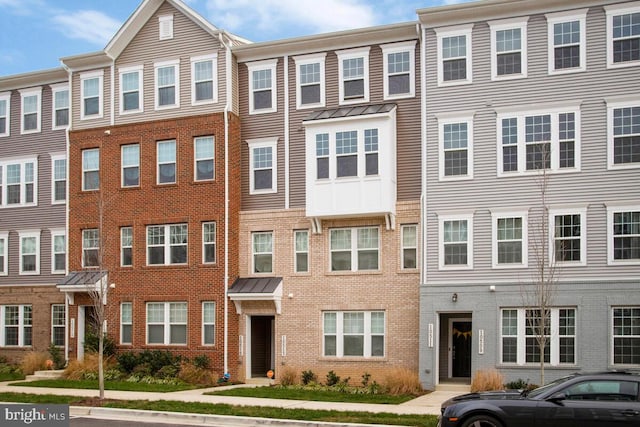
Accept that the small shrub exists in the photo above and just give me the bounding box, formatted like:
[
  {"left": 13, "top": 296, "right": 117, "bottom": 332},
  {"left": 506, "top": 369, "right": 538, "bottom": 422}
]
[
  {"left": 504, "top": 378, "right": 530, "bottom": 390},
  {"left": 471, "top": 369, "right": 505, "bottom": 392},
  {"left": 136, "top": 350, "right": 181, "bottom": 376},
  {"left": 20, "top": 352, "right": 48, "bottom": 375},
  {"left": 131, "top": 363, "right": 152, "bottom": 377},
  {"left": 278, "top": 366, "right": 298, "bottom": 386},
  {"left": 382, "top": 367, "right": 423, "bottom": 395},
  {"left": 177, "top": 361, "right": 216, "bottom": 386},
  {"left": 301, "top": 369, "right": 317, "bottom": 385},
  {"left": 48, "top": 343, "right": 65, "bottom": 370},
  {"left": 63, "top": 353, "right": 115, "bottom": 380},
  {"left": 83, "top": 332, "right": 116, "bottom": 357},
  {"left": 326, "top": 370, "right": 341, "bottom": 386},
  {"left": 361, "top": 372, "right": 371, "bottom": 387},
  {"left": 156, "top": 364, "right": 179, "bottom": 379},
  {"left": 193, "top": 354, "right": 210, "bottom": 370},
  {"left": 116, "top": 351, "right": 139, "bottom": 374},
  {"left": 367, "top": 380, "right": 381, "bottom": 394}
]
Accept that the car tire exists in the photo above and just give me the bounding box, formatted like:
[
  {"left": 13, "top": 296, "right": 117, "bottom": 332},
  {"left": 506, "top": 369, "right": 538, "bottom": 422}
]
[{"left": 460, "top": 414, "right": 503, "bottom": 427}]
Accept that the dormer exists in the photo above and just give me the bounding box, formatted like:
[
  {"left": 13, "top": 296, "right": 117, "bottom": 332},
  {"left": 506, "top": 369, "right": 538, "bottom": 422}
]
[{"left": 304, "top": 104, "right": 397, "bottom": 232}]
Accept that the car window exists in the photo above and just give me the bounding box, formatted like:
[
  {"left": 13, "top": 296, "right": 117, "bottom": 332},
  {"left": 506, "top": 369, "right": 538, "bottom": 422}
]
[{"left": 564, "top": 380, "right": 639, "bottom": 401}]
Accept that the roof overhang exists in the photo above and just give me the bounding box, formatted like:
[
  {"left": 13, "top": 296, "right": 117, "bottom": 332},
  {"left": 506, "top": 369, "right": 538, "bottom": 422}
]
[
  {"left": 228, "top": 277, "right": 283, "bottom": 314},
  {"left": 57, "top": 270, "right": 109, "bottom": 304},
  {"left": 0, "top": 67, "right": 68, "bottom": 91}
]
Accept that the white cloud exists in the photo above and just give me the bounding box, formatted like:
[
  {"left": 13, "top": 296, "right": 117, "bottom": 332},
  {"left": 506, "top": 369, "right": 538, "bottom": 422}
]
[
  {"left": 0, "top": 0, "right": 46, "bottom": 16},
  {"left": 51, "top": 10, "right": 121, "bottom": 46}
]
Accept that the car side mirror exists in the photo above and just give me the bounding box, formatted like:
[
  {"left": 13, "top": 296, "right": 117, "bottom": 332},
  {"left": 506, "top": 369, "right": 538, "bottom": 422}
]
[{"left": 548, "top": 392, "right": 567, "bottom": 403}]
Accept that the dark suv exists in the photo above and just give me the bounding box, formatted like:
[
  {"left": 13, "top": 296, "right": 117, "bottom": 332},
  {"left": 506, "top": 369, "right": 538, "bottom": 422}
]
[{"left": 438, "top": 372, "right": 640, "bottom": 427}]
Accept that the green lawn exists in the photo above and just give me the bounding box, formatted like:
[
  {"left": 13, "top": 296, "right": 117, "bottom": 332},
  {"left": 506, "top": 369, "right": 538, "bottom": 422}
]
[
  {"left": 0, "top": 392, "right": 439, "bottom": 427},
  {"left": 0, "top": 371, "right": 25, "bottom": 382},
  {"left": 10, "top": 379, "right": 197, "bottom": 392},
  {"left": 207, "top": 386, "right": 416, "bottom": 404}
]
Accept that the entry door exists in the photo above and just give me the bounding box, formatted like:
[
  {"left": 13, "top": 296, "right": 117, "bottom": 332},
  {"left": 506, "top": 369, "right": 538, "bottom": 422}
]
[
  {"left": 77, "top": 306, "right": 98, "bottom": 361},
  {"left": 250, "top": 316, "right": 274, "bottom": 378},
  {"left": 451, "top": 320, "right": 472, "bottom": 378}
]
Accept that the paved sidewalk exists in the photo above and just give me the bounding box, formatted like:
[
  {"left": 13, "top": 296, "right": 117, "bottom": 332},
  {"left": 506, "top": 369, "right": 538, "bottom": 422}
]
[{"left": 0, "top": 379, "right": 461, "bottom": 426}]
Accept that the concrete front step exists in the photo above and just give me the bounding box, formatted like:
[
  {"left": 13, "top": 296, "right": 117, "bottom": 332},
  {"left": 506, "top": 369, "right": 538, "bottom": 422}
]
[
  {"left": 25, "top": 369, "right": 65, "bottom": 381},
  {"left": 436, "top": 383, "right": 471, "bottom": 393},
  {"left": 244, "top": 377, "right": 274, "bottom": 386}
]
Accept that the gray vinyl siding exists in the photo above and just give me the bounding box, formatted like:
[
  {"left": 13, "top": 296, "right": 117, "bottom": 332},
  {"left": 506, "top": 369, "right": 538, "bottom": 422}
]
[
  {"left": 70, "top": 65, "right": 112, "bottom": 131},
  {"left": 423, "top": 5, "right": 640, "bottom": 284},
  {"left": 0, "top": 84, "right": 66, "bottom": 287}
]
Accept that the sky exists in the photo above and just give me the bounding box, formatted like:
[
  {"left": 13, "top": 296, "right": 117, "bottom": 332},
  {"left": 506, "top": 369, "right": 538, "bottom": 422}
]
[{"left": 0, "top": 0, "right": 472, "bottom": 77}]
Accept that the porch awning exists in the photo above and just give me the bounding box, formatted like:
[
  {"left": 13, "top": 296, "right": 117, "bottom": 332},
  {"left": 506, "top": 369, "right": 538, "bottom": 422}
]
[
  {"left": 228, "top": 277, "right": 283, "bottom": 314},
  {"left": 56, "top": 271, "right": 108, "bottom": 305}
]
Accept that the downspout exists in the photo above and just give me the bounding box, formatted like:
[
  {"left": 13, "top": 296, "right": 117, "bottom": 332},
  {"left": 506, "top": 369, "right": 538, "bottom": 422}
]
[
  {"left": 62, "top": 63, "right": 73, "bottom": 364},
  {"left": 284, "top": 55, "right": 289, "bottom": 209},
  {"left": 110, "top": 61, "right": 115, "bottom": 126},
  {"left": 419, "top": 23, "right": 427, "bottom": 293}
]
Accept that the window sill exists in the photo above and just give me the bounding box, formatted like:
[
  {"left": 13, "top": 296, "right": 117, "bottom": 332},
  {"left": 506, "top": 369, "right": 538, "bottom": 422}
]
[
  {"left": 318, "top": 356, "right": 387, "bottom": 363},
  {"left": 326, "top": 270, "right": 383, "bottom": 276},
  {"left": 497, "top": 364, "right": 579, "bottom": 370}
]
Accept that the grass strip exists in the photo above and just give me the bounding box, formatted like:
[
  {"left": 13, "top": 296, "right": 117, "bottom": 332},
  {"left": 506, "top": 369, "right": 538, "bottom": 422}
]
[
  {"left": 207, "top": 386, "right": 415, "bottom": 404},
  {"left": 10, "top": 379, "right": 196, "bottom": 393}
]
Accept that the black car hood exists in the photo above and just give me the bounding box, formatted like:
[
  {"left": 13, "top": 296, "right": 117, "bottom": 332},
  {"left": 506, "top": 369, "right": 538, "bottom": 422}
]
[{"left": 443, "top": 390, "right": 523, "bottom": 406}]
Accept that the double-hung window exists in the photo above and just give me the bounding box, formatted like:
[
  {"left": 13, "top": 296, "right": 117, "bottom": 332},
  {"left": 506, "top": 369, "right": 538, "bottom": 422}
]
[
  {"left": 294, "top": 53, "right": 325, "bottom": 109},
  {"left": 1, "top": 305, "right": 32, "bottom": 347},
  {"left": 157, "top": 140, "right": 176, "bottom": 184},
  {"left": 607, "top": 99, "right": 640, "bottom": 168},
  {"left": 194, "top": 136, "right": 214, "bottom": 181},
  {"left": 252, "top": 231, "right": 273, "bottom": 273},
  {"left": 337, "top": 47, "right": 370, "bottom": 104},
  {"left": 51, "top": 305, "right": 65, "bottom": 346},
  {"left": 546, "top": 10, "right": 586, "bottom": 73},
  {"left": 364, "top": 129, "right": 379, "bottom": 176},
  {"left": 490, "top": 18, "right": 527, "bottom": 79},
  {"left": 330, "top": 227, "right": 379, "bottom": 272},
  {"left": 550, "top": 207, "right": 587, "bottom": 266},
  {"left": 82, "top": 229, "right": 99, "bottom": 267},
  {"left": 0, "top": 92, "right": 9, "bottom": 137},
  {"left": 155, "top": 60, "right": 179, "bottom": 109},
  {"left": 51, "top": 155, "right": 66, "bottom": 204},
  {"left": 315, "top": 133, "right": 329, "bottom": 179},
  {"left": 121, "top": 226, "right": 133, "bottom": 267},
  {"left": 20, "top": 88, "right": 41, "bottom": 133},
  {"left": 436, "top": 25, "right": 473, "bottom": 85},
  {"left": 81, "top": 71, "right": 103, "bottom": 119},
  {"left": 202, "top": 222, "right": 216, "bottom": 264},
  {"left": 191, "top": 54, "right": 217, "bottom": 104},
  {"left": 122, "top": 144, "right": 140, "bottom": 187},
  {"left": 401, "top": 224, "right": 417, "bottom": 270},
  {"left": 248, "top": 59, "right": 277, "bottom": 114},
  {"left": 336, "top": 131, "right": 358, "bottom": 178},
  {"left": 120, "top": 302, "right": 132, "bottom": 345},
  {"left": 497, "top": 104, "right": 580, "bottom": 175},
  {"left": 248, "top": 138, "right": 277, "bottom": 194},
  {"left": 19, "top": 230, "right": 39, "bottom": 275},
  {"left": 492, "top": 211, "right": 528, "bottom": 268},
  {"left": 82, "top": 148, "right": 99, "bottom": 191},
  {"left": 501, "top": 308, "right": 575, "bottom": 365},
  {"left": 147, "top": 224, "right": 187, "bottom": 265},
  {"left": 613, "top": 307, "right": 640, "bottom": 365},
  {"left": 120, "top": 66, "right": 143, "bottom": 113},
  {"left": 52, "top": 84, "right": 69, "bottom": 129},
  {"left": 0, "top": 158, "right": 37, "bottom": 206},
  {"left": 439, "top": 114, "right": 473, "bottom": 180},
  {"left": 606, "top": 4, "right": 640, "bottom": 67},
  {"left": 147, "top": 302, "right": 187, "bottom": 345},
  {"left": 439, "top": 214, "right": 473, "bottom": 269},
  {"left": 294, "top": 230, "right": 309, "bottom": 273},
  {"left": 202, "top": 302, "right": 215, "bottom": 345},
  {"left": 323, "top": 311, "right": 384, "bottom": 357},
  {"left": 51, "top": 229, "right": 65, "bottom": 274},
  {"left": 0, "top": 232, "right": 7, "bottom": 275},
  {"left": 382, "top": 41, "right": 416, "bottom": 99},
  {"left": 607, "top": 205, "right": 640, "bottom": 264}
]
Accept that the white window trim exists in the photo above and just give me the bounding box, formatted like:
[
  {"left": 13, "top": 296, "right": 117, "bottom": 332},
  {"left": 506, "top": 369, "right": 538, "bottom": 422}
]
[
  {"left": 0, "top": 232, "right": 7, "bottom": 276},
  {"left": 489, "top": 17, "right": 528, "bottom": 81},
  {"left": 0, "top": 305, "right": 32, "bottom": 347},
  {"left": 0, "top": 92, "right": 10, "bottom": 137},
  {"left": 19, "top": 87, "right": 42, "bottom": 134},
  {"left": 294, "top": 52, "right": 326, "bottom": 109},
  {"left": 146, "top": 224, "right": 188, "bottom": 266},
  {"left": 194, "top": 136, "right": 215, "bottom": 182},
  {"left": 381, "top": 41, "right": 416, "bottom": 100},
  {"left": 51, "top": 304, "right": 65, "bottom": 346},
  {"left": 495, "top": 102, "right": 582, "bottom": 176},
  {"left": 154, "top": 59, "right": 180, "bottom": 110},
  {"left": 120, "top": 226, "right": 133, "bottom": 267},
  {"left": 437, "top": 112, "right": 474, "bottom": 181},
  {"left": 82, "top": 148, "right": 99, "bottom": 191},
  {"left": 605, "top": 3, "right": 640, "bottom": 69},
  {"left": 0, "top": 157, "right": 38, "bottom": 208},
  {"left": 247, "top": 59, "right": 278, "bottom": 114},
  {"left": 50, "top": 228, "right": 65, "bottom": 274},
  {"left": 329, "top": 226, "right": 380, "bottom": 272},
  {"left": 51, "top": 154, "right": 66, "bottom": 205},
  {"left": 548, "top": 206, "right": 587, "bottom": 267},
  {"left": 51, "top": 83, "right": 69, "bottom": 130},
  {"left": 438, "top": 213, "right": 474, "bottom": 270},
  {"left": 202, "top": 221, "right": 216, "bottom": 264},
  {"left": 146, "top": 302, "right": 187, "bottom": 346},
  {"left": 322, "top": 311, "right": 385, "bottom": 358},
  {"left": 80, "top": 70, "right": 104, "bottom": 120},
  {"left": 491, "top": 209, "right": 528, "bottom": 269},
  {"left": 611, "top": 306, "right": 640, "bottom": 365},
  {"left": 400, "top": 224, "right": 418, "bottom": 270},
  {"left": 546, "top": 9, "right": 587, "bottom": 75},
  {"left": 606, "top": 97, "right": 640, "bottom": 170},
  {"left": 18, "top": 230, "right": 40, "bottom": 275},
  {"left": 251, "top": 231, "right": 273, "bottom": 274},
  {"left": 294, "top": 229, "right": 309, "bottom": 273},
  {"left": 121, "top": 144, "right": 140, "bottom": 188},
  {"left": 191, "top": 53, "right": 218, "bottom": 105},
  {"left": 202, "top": 301, "right": 215, "bottom": 346},
  {"left": 606, "top": 203, "right": 640, "bottom": 266},
  {"left": 435, "top": 24, "right": 473, "bottom": 86},
  {"left": 120, "top": 302, "right": 132, "bottom": 345},
  {"left": 247, "top": 137, "right": 278, "bottom": 194},
  {"left": 119, "top": 65, "right": 144, "bottom": 115},
  {"left": 500, "top": 307, "right": 577, "bottom": 366},
  {"left": 156, "top": 140, "right": 176, "bottom": 185},
  {"left": 82, "top": 228, "right": 99, "bottom": 268},
  {"left": 159, "top": 14, "right": 174, "bottom": 40},
  {"left": 336, "top": 47, "right": 370, "bottom": 105}
]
